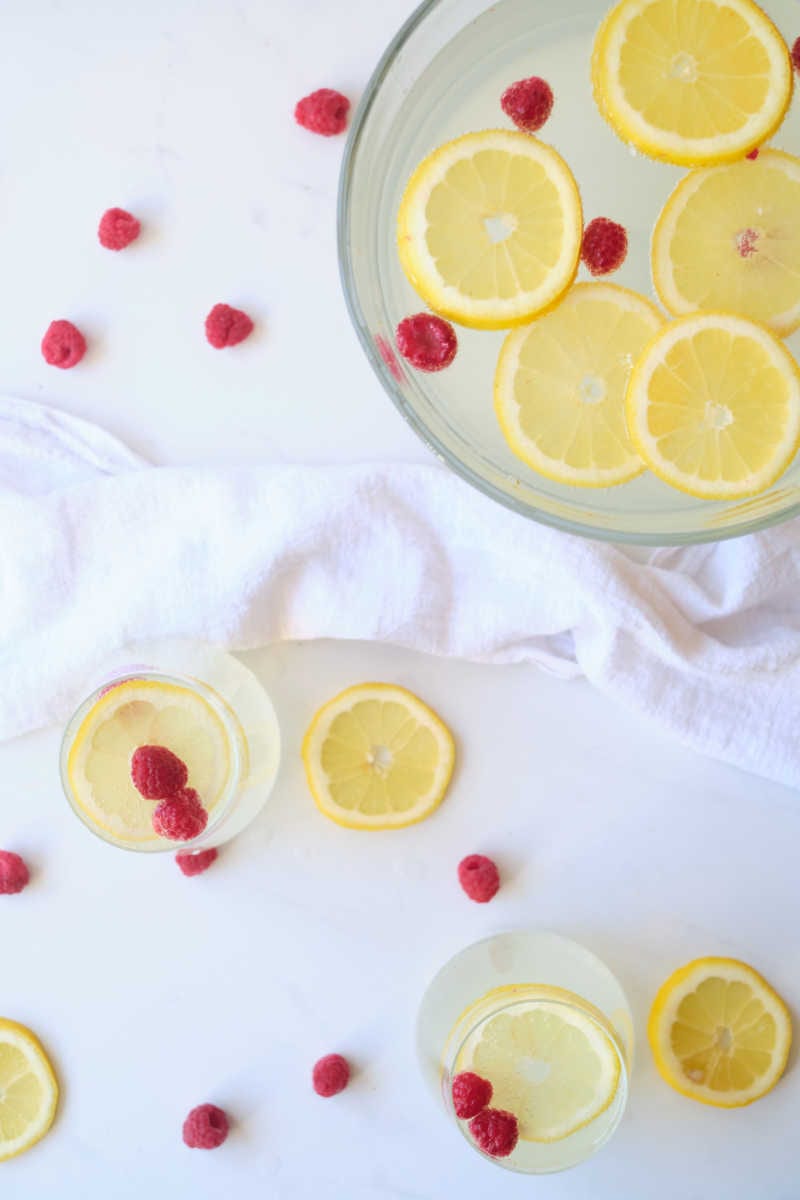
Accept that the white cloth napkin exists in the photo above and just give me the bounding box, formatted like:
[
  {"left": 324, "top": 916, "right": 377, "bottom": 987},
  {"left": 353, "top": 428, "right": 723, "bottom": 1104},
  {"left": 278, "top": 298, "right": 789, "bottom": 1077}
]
[{"left": 2, "top": 394, "right": 800, "bottom": 788}]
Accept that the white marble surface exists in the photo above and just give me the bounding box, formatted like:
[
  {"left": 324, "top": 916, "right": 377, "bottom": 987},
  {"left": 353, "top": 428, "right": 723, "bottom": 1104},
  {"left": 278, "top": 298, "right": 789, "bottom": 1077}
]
[{"left": 1, "top": 2, "right": 799, "bottom": 1198}]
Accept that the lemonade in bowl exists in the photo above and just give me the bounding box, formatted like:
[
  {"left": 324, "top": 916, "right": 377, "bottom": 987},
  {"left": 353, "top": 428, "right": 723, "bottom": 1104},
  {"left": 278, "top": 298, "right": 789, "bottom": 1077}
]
[{"left": 340, "top": 0, "right": 800, "bottom": 542}]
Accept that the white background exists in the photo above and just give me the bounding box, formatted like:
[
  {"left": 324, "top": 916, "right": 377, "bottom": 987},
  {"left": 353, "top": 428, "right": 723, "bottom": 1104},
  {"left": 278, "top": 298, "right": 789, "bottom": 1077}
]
[{"left": 1, "top": 2, "right": 799, "bottom": 1197}]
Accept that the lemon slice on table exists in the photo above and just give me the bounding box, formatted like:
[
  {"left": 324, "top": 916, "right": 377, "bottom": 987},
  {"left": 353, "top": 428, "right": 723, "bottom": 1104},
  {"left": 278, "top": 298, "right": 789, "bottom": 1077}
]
[
  {"left": 495, "top": 282, "right": 663, "bottom": 487},
  {"left": 66, "top": 679, "right": 233, "bottom": 843},
  {"left": 0, "top": 1019, "right": 58, "bottom": 1162},
  {"left": 649, "top": 957, "right": 792, "bottom": 1106},
  {"left": 302, "top": 683, "right": 455, "bottom": 830},
  {"left": 591, "top": 0, "right": 793, "bottom": 166},
  {"left": 627, "top": 311, "right": 800, "bottom": 499},
  {"left": 652, "top": 151, "right": 800, "bottom": 337},
  {"left": 455, "top": 986, "right": 622, "bottom": 1142},
  {"left": 397, "top": 130, "right": 582, "bottom": 330}
]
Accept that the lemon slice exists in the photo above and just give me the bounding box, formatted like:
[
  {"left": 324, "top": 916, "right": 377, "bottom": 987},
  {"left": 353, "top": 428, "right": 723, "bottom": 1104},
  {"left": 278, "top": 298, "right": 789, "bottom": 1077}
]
[
  {"left": 454, "top": 986, "right": 622, "bottom": 1143},
  {"left": 627, "top": 311, "right": 800, "bottom": 498},
  {"left": 648, "top": 958, "right": 792, "bottom": 1106},
  {"left": 0, "top": 1020, "right": 58, "bottom": 1162},
  {"left": 495, "top": 282, "right": 663, "bottom": 487},
  {"left": 652, "top": 151, "right": 800, "bottom": 337},
  {"left": 66, "top": 679, "right": 234, "bottom": 844},
  {"left": 302, "top": 683, "right": 455, "bottom": 830},
  {"left": 592, "top": 0, "right": 793, "bottom": 166},
  {"left": 397, "top": 130, "right": 582, "bottom": 330}
]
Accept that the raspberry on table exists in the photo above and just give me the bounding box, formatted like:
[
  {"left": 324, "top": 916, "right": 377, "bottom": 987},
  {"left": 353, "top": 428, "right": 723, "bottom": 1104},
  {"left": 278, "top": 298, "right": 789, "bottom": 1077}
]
[
  {"left": 468, "top": 1108, "right": 519, "bottom": 1158},
  {"left": 452, "top": 1071, "right": 493, "bottom": 1119},
  {"left": 312, "top": 1053, "right": 351, "bottom": 1097},
  {"left": 205, "top": 303, "right": 254, "bottom": 349},
  {"left": 295, "top": 88, "right": 350, "bottom": 136},
  {"left": 98, "top": 207, "right": 141, "bottom": 250},
  {"left": 501, "top": 77, "right": 554, "bottom": 133},
  {"left": 176, "top": 848, "right": 218, "bottom": 876},
  {"left": 458, "top": 854, "right": 500, "bottom": 903},
  {"left": 131, "top": 745, "right": 188, "bottom": 800},
  {"left": 182, "top": 1103, "right": 229, "bottom": 1149},
  {"left": 0, "top": 851, "right": 30, "bottom": 895},
  {"left": 581, "top": 217, "right": 628, "bottom": 276},
  {"left": 152, "top": 789, "right": 208, "bottom": 841},
  {"left": 792, "top": 37, "right": 800, "bottom": 74},
  {"left": 396, "top": 313, "right": 457, "bottom": 372},
  {"left": 41, "top": 320, "right": 86, "bottom": 369}
]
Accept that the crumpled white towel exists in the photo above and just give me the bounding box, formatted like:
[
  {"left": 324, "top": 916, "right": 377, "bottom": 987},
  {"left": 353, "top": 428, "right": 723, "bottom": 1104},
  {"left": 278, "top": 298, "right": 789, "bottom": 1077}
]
[{"left": 2, "top": 394, "right": 800, "bottom": 789}]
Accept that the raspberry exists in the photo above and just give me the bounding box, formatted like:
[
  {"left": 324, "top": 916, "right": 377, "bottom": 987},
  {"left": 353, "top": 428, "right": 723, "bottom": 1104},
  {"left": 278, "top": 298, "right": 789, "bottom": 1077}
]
[
  {"left": 176, "top": 848, "right": 218, "bottom": 876},
  {"left": 182, "top": 1104, "right": 229, "bottom": 1149},
  {"left": 205, "top": 303, "right": 254, "bottom": 349},
  {"left": 98, "top": 207, "right": 141, "bottom": 250},
  {"left": 469, "top": 1109, "right": 519, "bottom": 1158},
  {"left": 295, "top": 88, "right": 350, "bottom": 137},
  {"left": 131, "top": 745, "right": 188, "bottom": 800},
  {"left": 0, "top": 851, "right": 30, "bottom": 895},
  {"left": 792, "top": 37, "right": 800, "bottom": 74},
  {"left": 501, "top": 77, "right": 554, "bottom": 133},
  {"left": 581, "top": 217, "right": 628, "bottom": 276},
  {"left": 458, "top": 854, "right": 500, "bottom": 903},
  {"left": 152, "top": 789, "right": 208, "bottom": 841},
  {"left": 312, "top": 1053, "right": 350, "bottom": 1097},
  {"left": 452, "top": 1072, "right": 493, "bottom": 1119},
  {"left": 41, "top": 320, "right": 86, "bottom": 369},
  {"left": 396, "top": 314, "right": 457, "bottom": 372},
  {"left": 746, "top": 148, "right": 760, "bottom": 160}
]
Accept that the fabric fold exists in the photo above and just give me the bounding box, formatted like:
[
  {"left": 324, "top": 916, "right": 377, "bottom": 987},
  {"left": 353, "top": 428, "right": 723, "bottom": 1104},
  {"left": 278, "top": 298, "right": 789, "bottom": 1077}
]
[{"left": 1, "top": 396, "right": 798, "bottom": 789}]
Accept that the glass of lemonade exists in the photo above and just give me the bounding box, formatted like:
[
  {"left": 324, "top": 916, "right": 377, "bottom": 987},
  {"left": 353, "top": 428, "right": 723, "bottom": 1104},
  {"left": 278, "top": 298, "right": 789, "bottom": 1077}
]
[
  {"left": 60, "top": 641, "right": 281, "bottom": 853},
  {"left": 417, "top": 930, "right": 632, "bottom": 1172}
]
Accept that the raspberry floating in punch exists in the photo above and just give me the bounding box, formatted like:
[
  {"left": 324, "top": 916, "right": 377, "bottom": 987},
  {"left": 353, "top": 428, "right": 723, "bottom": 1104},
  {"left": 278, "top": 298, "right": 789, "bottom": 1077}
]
[
  {"left": 501, "top": 76, "right": 554, "bottom": 133},
  {"left": 581, "top": 218, "right": 628, "bottom": 276},
  {"left": 152, "top": 789, "right": 208, "bottom": 842},
  {"left": 452, "top": 1071, "right": 493, "bottom": 1119},
  {"left": 396, "top": 314, "right": 457, "bottom": 372}
]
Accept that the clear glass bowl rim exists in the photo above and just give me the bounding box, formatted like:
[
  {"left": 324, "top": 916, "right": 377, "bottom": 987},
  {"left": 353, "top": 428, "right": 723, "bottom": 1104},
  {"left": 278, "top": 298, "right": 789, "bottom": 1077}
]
[{"left": 336, "top": 0, "right": 800, "bottom": 546}]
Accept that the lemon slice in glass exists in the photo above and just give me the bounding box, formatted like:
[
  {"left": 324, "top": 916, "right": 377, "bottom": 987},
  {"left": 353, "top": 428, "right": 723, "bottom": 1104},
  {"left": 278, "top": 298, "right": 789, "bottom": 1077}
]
[
  {"left": 592, "top": 0, "right": 793, "bottom": 166},
  {"left": 648, "top": 957, "right": 792, "bottom": 1106},
  {"left": 397, "top": 130, "right": 582, "bottom": 330},
  {"left": 455, "top": 987, "right": 622, "bottom": 1143},
  {"left": 66, "top": 679, "right": 233, "bottom": 844},
  {"left": 652, "top": 151, "right": 800, "bottom": 337},
  {"left": 495, "top": 282, "right": 663, "bottom": 487},
  {"left": 302, "top": 683, "right": 455, "bottom": 830},
  {"left": 0, "top": 1019, "right": 58, "bottom": 1162},
  {"left": 627, "top": 311, "right": 800, "bottom": 498}
]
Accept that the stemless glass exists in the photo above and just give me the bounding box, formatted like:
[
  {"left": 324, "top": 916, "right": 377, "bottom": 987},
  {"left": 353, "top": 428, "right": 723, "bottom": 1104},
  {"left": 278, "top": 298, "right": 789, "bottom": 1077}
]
[
  {"left": 338, "top": 0, "right": 800, "bottom": 543},
  {"left": 60, "top": 640, "right": 280, "bottom": 853},
  {"left": 417, "top": 930, "right": 633, "bottom": 1172}
]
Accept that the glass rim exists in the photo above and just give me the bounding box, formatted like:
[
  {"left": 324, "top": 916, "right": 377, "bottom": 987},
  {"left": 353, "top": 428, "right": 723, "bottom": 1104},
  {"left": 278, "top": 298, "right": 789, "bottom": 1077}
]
[
  {"left": 59, "top": 668, "right": 245, "bottom": 854},
  {"left": 336, "top": 0, "right": 800, "bottom": 547}
]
